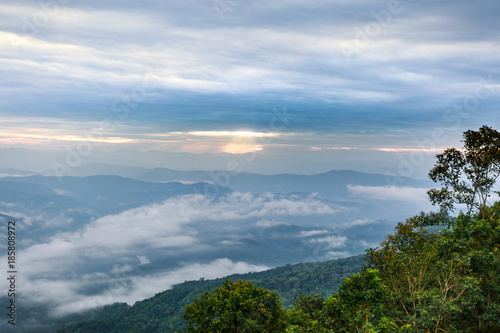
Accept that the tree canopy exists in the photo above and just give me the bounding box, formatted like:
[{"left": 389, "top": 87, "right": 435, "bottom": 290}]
[
  {"left": 182, "top": 279, "right": 287, "bottom": 332},
  {"left": 428, "top": 125, "right": 500, "bottom": 218},
  {"left": 180, "top": 208, "right": 500, "bottom": 332}
]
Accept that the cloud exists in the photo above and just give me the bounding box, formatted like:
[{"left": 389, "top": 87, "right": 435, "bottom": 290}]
[
  {"left": 299, "top": 230, "right": 329, "bottom": 237},
  {"left": 11, "top": 192, "right": 340, "bottom": 276},
  {"left": 18, "top": 258, "right": 269, "bottom": 318},
  {"left": 0, "top": 202, "right": 75, "bottom": 227},
  {"left": 306, "top": 235, "right": 348, "bottom": 249},
  {"left": 136, "top": 256, "right": 151, "bottom": 265},
  {"left": 255, "top": 219, "right": 291, "bottom": 228},
  {"left": 336, "top": 218, "right": 380, "bottom": 230},
  {"left": 219, "top": 240, "right": 244, "bottom": 246},
  {"left": 0, "top": 191, "right": 341, "bottom": 316},
  {"left": 326, "top": 251, "right": 350, "bottom": 259},
  {"left": 0, "top": 0, "right": 498, "bottom": 146},
  {"left": 347, "top": 185, "right": 430, "bottom": 204},
  {"left": 15, "top": 195, "right": 205, "bottom": 278},
  {"left": 192, "top": 192, "right": 341, "bottom": 221},
  {"left": 111, "top": 264, "right": 134, "bottom": 275}
]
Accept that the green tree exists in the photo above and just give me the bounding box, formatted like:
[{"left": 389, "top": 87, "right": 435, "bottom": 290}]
[
  {"left": 365, "top": 209, "right": 500, "bottom": 332},
  {"left": 182, "top": 279, "right": 287, "bottom": 332},
  {"left": 321, "top": 268, "right": 391, "bottom": 332},
  {"left": 428, "top": 125, "right": 500, "bottom": 218},
  {"left": 292, "top": 293, "right": 324, "bottom": 320},
  {"left": 285, "top": 293, "right": 328, "bottom": 333}
]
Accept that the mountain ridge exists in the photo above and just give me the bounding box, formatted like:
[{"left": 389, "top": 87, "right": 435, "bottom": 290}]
[{"left": 57, "top": 255, "right": 365, "bottom": 333}]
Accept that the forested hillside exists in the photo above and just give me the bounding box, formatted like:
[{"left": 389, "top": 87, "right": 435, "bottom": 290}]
[
  {"left": 59, "top": 255, "right": 365, "bottom": 332},
  {"left": 181, "top": 207, "right": 500, "bottom": 332},
  {"left": 60, "top": 205, "right": 500, "bottom": 332}
]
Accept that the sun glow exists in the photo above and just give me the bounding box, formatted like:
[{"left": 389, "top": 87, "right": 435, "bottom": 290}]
[
  {"left": 186, "top": 131, "right": 278, "bottom": 138},
  {"left": 152, "top": 131, "right": 277, "bottom": 154}
]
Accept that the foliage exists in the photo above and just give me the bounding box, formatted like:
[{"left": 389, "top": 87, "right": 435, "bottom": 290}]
[
  {"left": 292, "top": 293, "right": 325, "bottom": 320},
  {"left": 59, "top": 256, "right": 364, "bottom": 333},
  {"left": 364, "top": 211, "right": 500, "bottom": 332},
  {"left": 178, "top": 208, "right": 499, "bottom": 332},
  {"left": 182, "top": 279, "right": 287, "bottom": 332},
  {"left": 285, "top": 293, "right": 328, "bottom": 333},
  {"left": 322, "top": 268, "right": 390, "bottom": 332},
  {"left": 428, "top": 125, "right": 500, "bottom": 218},
  {"left": 60, "top": 209, "right": 500, "bottom": 333}
]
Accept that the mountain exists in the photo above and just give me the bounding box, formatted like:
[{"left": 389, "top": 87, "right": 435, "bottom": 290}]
[
  {"left": 0, "top": 175, "right": 230, "bottom": 239},
  {"left": 0, "top": 174, "right": 229, "bottom": 215},
  {"left": 60, "top": 163, "right": 433, "bottom": 200},
  {"left": 58, "top": 255, "right": 365, "bottom": 333},
  {"left": 0, "top": 168, "right": 36, "bottom": 177}
]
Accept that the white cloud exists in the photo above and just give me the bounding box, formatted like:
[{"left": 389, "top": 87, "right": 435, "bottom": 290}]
[
  {"left": 0, "top": 191, "right": 341, "bottom": 317},
  {"left": 326, "top": 251, "right": 350, "bottom": 259},
  {"left": 306, "top": 235, "right": 348, "bottom": 248},
  {"left": 219, "top": 240, "right": 244, "bottom": 246},
  {"left": 18, "top": 258, "right": 269, "bottom": 318},
  {"left": 136, "top": 256, "right": 151, "bottom": 265},
  {"left": 10, "top": 192, "right": 339, "bottom": 277},
  {"left": 53, "top": 188, "right": 69, "bottom": 195},
  {"left": 255, "top": 219, "right": 290, "bottom": 228},
  {"left": 347, "top": 185, "right": 430, "bottom": 204},
  {"left": 111, "top": 264, "right": 133, "bottom": 275},
  {"left": 193, "top": 192, "right": 340, "bottom": 221},
  {"left": 299, "top": 230, "right": 330, "bottom": 237}
]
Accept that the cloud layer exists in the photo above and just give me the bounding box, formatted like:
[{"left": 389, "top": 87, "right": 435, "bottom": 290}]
[
  {"left": 0, "top": 0, "right": 498, "bottom": 159},
  {"left": 347, "top": 184, "right": 430, "bottom": 204},
  {"left": 0, "top": 192, "right": 342, "bottom": 316}
]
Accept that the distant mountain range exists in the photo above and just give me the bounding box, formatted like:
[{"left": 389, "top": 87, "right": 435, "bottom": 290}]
[
  {"left": 0, "top": 168, "right": 432, "bottom": 243},
  {"left": 41, "top": 163, "right": 433, "bottom": 199}
]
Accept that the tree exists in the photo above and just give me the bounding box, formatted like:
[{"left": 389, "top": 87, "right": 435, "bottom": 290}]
[
  {"left": 321, "top": 268, "right": 400, "bottom": 332},
  {"left": 364, "top": 210, "right": 500, "bottom": 332},
  {"left": 428, "top": 125, "right": 500, "bottom": 218},
  {"left": 182, "top": 279, "right": 287, "bottom": 332},
  {"left": 285, "top": 293, "right": 328, "bottom": 333}
]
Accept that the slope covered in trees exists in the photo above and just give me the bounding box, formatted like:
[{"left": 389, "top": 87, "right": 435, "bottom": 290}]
[
  {"left": 59, "top": 255, "right": 364, "bottom": 333},
  {"left": 60, "top": 205, "right": 500, "bottom": 332},
  {"left": 181, "top": 207, "right": 500, "bottom": 332}
]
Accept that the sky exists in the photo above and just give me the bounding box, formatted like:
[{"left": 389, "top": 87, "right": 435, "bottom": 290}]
[{"left": 0, "top": 0, "right": 499, "bottom": 176}]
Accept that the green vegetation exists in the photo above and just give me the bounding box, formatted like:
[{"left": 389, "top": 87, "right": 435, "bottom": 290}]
[
  {"left": 183, "top": 279, "right": 287, "bottom": 332},
  {"left": 61, "top": 209, "right": 500, "bottom": 333},
  {"left": 178, "top": 207, "right": 500, "bottom": 332},
  {"left": 176, "top": 126, "right": 500, "bottom": 332},
  {"left": 428, "top": 125, "right": 500, "bottom": 218},
  {"left": 58, "top": 255, "right": 364, "bottom": 333}
]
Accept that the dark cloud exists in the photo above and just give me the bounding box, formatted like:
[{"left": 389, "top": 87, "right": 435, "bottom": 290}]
[{"left": 0, "top": 0, "right": 498, "bottom": 170}]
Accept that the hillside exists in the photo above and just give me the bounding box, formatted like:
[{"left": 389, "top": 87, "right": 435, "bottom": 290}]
[{"left": 58, "top": 255, "right": 365, "bottom": 333}]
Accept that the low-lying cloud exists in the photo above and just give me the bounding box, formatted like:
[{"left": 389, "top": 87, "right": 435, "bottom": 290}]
[
  {"left": 0, "top": 191, "right": 341, "bottom": 316},
  {"left": 305, "top": 235, "right": 348, "bottom": 249},
  {"left": 22, "top": 258, "right": 269, "bottom": 317},
  {"left": 347, "top": 185, "right": 430, "bottom": 204}
]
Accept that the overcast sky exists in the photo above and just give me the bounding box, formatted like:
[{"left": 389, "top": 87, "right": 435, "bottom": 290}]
[{"left": 0, "top": 0, "right": 499, "bottom": 175}]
